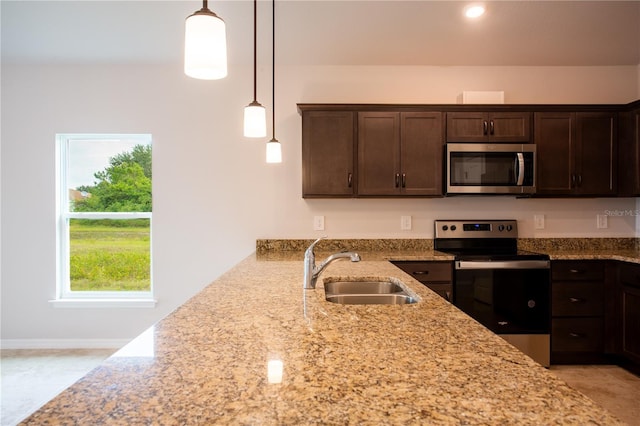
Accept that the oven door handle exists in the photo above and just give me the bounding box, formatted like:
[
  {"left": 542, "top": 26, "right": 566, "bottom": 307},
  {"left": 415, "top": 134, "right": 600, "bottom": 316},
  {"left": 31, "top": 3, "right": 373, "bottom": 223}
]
[{"left": 456, "top": 260, "right": 550, "bottom": 270}]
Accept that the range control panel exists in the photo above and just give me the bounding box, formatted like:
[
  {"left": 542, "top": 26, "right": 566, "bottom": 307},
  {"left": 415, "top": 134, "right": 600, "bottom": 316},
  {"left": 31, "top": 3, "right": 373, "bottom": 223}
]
[{"left": 434, "top": 220, "right": 518, "bottom": 239}]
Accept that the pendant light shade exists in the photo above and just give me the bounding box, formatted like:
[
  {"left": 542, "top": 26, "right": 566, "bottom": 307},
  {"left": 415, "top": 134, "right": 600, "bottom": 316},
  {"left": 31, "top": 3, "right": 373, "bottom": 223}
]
[
  {"left": 244, "top": 102, "right": 267, "bottom": 137},
  {"left": 266, "top": 138, "right": 282, "bottom": 163},
  {"left": 184, "top": 1, "right": 227, "bottom": 80},
  {"left": 266, "top": 0, "right": 282, "bottom": 163},
  {"left": 244, "top": 0, "right": 267, "bottom": 137}
]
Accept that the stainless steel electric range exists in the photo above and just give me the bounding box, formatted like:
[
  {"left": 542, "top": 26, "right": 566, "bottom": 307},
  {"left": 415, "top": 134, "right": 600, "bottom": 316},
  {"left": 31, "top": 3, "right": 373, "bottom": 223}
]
[{"left": 434, "top": 219, "right": 551, "bottom": 367}]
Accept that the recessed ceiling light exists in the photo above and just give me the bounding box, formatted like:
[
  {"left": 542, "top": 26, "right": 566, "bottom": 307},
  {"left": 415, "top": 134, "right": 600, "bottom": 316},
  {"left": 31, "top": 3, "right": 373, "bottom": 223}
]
[{"left": 464, "top": 4, "right": 486, "bottom": 19}]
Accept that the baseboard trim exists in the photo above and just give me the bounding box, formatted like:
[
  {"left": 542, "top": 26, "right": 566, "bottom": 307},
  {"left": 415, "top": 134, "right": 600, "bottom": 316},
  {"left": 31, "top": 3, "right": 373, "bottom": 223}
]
[{"left": 1, "top": 338, "right": 129, "bottom": 350}]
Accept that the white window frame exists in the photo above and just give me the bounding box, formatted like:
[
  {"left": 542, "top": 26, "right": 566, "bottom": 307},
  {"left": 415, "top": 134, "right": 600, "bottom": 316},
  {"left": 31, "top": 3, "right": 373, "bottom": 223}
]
[{"left": 52, "top": 134, "right": 155, "bottom": 308}]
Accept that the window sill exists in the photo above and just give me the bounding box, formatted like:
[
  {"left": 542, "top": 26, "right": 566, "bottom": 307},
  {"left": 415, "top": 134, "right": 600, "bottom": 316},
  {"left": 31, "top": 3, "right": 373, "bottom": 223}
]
[{"left": 49, "top": 298, "right": 157, "bottom": 309}]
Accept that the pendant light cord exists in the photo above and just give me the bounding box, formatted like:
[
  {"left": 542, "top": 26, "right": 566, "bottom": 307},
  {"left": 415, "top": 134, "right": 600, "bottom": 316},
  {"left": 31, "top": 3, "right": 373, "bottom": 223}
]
[
  {"left": 252, "top": 0, "right": 257, "bottom": 102},
  {"left": 271, "top": 0, "right": 276, "bottom": 140}
]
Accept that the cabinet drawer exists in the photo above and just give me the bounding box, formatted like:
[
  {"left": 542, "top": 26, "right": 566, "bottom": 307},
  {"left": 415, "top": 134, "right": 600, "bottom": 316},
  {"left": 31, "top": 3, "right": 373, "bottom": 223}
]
[
  {"left": 620, "top": 263, "right": 640, "bottom": 289},
  {"left": 552, "top": 318, "right": 603, "bottom": 352},
  {"left": 392, "top": 261, "right": 452, "bottom": 282},
  {"left": 552, "top": 282, "right": 603, "bottom": 316},
  {"left": 423, "top": 283, "right": 452, "bottom": 301},
  {"left": 552, "top": 261, "right": 604, "bottom": 281}
]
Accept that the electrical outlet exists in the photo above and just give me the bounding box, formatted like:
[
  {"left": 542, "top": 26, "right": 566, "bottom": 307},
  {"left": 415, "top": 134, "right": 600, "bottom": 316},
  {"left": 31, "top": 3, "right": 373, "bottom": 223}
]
[
  {"left": 597, "top": 214, "right": 608, "bottom": 229},
  {"left": 313, "top": 215, "right": 325, "bottom": 231},
  {"left": 534, "top": 215, "right": 545, "bottom": 229},
  {"left": 401, "top": 215, "right": 412, "bottom": 230}
]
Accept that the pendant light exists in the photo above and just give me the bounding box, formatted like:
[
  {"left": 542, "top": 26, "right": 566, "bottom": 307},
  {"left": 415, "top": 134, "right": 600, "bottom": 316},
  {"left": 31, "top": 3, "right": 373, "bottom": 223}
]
[
  {"left": 184, "top": 0, "right": 228, "bottom": 80},
  {"left": 266, "top": 0, "right": 282, "bottom": 163},
  {"left": 244, "top": 0, "right": 267, "bottom": 137}
]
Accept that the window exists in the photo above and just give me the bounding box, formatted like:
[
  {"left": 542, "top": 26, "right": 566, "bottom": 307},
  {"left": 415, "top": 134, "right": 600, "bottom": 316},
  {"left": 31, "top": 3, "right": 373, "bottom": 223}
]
[{"left": 55, "top": 134, "right": 154, "bottom": 306}]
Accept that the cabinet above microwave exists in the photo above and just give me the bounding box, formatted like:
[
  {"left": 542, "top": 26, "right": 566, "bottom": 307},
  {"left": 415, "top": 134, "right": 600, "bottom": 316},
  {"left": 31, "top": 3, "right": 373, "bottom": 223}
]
[{"left": 446, "top": 112, "right": 532, "bottom": 143}]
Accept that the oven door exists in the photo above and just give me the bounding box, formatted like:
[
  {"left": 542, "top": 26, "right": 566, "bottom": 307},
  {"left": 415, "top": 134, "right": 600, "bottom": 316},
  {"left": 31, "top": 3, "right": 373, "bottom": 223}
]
[
  {"left": 454, "top": 260, "right": 551, "bottom": 366},
  {"left": 446, "top": 143, "right": 536, "bottom": 194},
  {"left": 453, "top": 260, "right": 550, "bottom": 334}
]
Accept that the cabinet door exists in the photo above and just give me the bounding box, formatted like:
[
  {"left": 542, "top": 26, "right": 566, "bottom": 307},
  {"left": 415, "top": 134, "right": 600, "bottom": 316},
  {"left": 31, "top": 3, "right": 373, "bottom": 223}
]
[
  {"left": 618, "top": 107, "right": 640, "bottom": 196},
  {"left": 535, "top": 112, "right": 575, "bottom": 195},
  {"left": 357, "top": 112, "right": 400, "bottom": 195},
  {"left": 488, "top": 112, "right": 531, "bottom": 142},
  {"left": 302, "top": 111, "right": 355, "bottom": 197},
  {"left": 400, "top": 112, "right": 444, "bottom": 196},
  {"left": 446, "top": 112, "right": 486, "bottom": 141},
  {"left": 620, "top": 263, "right": 640, "bottom": 364},
  {"left": 575, "top": 112, "right": 617, "bottom": 196}
]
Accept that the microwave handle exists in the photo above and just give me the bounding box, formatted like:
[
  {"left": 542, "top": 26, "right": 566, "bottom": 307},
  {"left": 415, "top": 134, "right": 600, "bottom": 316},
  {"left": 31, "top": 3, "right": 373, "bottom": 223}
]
[{"left": 515, "top": 152, "right": 525, "bottom": 186}]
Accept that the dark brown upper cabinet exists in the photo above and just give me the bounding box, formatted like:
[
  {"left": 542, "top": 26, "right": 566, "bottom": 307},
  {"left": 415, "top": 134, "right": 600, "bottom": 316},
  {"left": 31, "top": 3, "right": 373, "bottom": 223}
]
[
  {"left": 357, "top": 112, "right": 443, "bottom": 196},
  {"left": 535, "top": 112, "right": 617, "bottom": 196},
  {"left": 446, "top": 112, "right": 531, "bottom": 143},
  {"left": 302, "top": 111, "right": 356, "bottom": 197},
  {"left": 618, "top": 104, "right": 640, "bottom": 196}
]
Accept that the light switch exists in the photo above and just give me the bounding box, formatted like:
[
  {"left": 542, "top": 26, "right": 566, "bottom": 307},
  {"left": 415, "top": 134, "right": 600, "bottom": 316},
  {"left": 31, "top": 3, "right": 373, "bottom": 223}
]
[
  {"left": 313, "top": 216, "right": 325, "bottom": 231},
  {"left": 534, "top": 215, "right": 545, "bottom": 229},
  {"left": 597, "top": 214, "right": 608, "bottom": 229},
  {"left": 401, "top": 215, "right": 412, "bottom": 230}
]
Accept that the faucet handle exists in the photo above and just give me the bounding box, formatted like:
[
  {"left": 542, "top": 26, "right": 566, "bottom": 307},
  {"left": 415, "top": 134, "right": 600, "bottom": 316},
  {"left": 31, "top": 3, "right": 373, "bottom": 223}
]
[{"left": 306, "top": 236, "right": 327, "bottom": 254}]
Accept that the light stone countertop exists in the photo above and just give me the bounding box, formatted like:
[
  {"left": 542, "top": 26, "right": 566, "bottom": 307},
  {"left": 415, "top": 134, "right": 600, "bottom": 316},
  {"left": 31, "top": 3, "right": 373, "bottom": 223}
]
[{"left": 22, "top": 253, "right": 624, "bottom": 425}]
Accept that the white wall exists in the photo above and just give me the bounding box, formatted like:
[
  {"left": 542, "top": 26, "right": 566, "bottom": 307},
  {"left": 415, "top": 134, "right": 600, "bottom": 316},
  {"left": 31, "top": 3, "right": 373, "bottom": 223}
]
[{"left": 1, "top": 63, "right": 638, "bottom": 346}]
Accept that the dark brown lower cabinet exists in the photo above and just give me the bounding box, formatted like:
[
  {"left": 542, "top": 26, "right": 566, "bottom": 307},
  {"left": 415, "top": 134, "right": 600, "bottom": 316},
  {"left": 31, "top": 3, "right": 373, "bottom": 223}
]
[
  {"left": 391, "top": 261, "right": 452, "bottom": 301},
  {"left": 618, "top": 262, "right": 640, "bottom": 369},
  {"left": 551, "top": 261, "right": 607, "bottom": 364}
]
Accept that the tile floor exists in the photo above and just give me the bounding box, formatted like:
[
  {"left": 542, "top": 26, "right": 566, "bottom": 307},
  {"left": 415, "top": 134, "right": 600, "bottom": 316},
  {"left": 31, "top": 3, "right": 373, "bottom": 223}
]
[
  {"left": 1, "top": 349, "right": 115, "bottom": 426},
  {"left": 1, "top": 349, "right": 639, "bottom": 425}
]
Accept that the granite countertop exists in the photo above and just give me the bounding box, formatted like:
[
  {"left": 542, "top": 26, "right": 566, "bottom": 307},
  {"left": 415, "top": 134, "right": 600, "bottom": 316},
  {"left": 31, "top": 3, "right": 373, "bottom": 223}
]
[{"left": 23, "top": 252, "right": 624, "bottom": 425}]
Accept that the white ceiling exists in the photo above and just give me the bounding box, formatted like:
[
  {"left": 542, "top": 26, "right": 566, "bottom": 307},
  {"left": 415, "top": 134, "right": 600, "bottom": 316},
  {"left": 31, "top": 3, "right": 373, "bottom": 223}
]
[{"left": 1, "top": 0, "right": 639, "bottom": 67}]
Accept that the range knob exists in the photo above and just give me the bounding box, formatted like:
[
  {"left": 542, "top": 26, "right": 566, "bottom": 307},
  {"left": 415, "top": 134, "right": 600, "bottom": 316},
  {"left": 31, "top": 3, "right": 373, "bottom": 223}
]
[
  {"left": 450, "top": 225, "right": 457, "bottom": 231},
  {"left": 442, "top": 225, "right": 449, "bottom": 231},
  {"left": 498, "top": 225, "right": 505, "bottom": 232},
  {"left": 506, "top": 225, "right": 513, "bottom": 232}
]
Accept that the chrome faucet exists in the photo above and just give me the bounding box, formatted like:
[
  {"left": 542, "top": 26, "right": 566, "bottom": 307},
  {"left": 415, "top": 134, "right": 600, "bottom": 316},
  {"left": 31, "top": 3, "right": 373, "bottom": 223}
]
[{"left": 303, "top": 237, "right": 361, "bottom": 289}]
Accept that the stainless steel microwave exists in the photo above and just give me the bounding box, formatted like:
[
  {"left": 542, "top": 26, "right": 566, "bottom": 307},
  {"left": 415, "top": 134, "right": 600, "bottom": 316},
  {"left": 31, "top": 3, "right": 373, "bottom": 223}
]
[{"left": 446, "top": 143, "right": 536, "bottom": 195}]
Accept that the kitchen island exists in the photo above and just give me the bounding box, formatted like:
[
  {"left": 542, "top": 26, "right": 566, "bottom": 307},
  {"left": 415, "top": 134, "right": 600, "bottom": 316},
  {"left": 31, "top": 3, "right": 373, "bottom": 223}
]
[{"left": 23, "top": 251, "right": 624, "bottom": 425}]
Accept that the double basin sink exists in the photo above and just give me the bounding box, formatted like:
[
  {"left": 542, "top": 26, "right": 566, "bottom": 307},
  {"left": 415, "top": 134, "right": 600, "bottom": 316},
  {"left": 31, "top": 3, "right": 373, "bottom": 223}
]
[{"left": 323, "top": 277, "right": 418, "bottom": 305}]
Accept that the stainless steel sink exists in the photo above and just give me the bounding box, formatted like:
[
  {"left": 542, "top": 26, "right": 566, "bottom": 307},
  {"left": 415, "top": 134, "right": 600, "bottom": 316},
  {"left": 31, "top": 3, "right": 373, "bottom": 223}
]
[
  {"left": 324, "top": 280, "right": 404, "bottom": 295},
  {"left": 323, "top": 277, "right": 418, "bottom": 305},
  {"left": 325, "top": 294, "right": 417, "bottom": 305}
]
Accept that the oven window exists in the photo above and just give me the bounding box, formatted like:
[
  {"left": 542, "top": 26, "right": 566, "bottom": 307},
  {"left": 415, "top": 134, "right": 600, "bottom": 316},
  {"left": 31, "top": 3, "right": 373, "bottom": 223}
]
[
  {"left": 450, "top": 152, "right": 517, "bottom": 186},
  {"left": 454, "top": 268, "right": 550, "bottom": 334}
]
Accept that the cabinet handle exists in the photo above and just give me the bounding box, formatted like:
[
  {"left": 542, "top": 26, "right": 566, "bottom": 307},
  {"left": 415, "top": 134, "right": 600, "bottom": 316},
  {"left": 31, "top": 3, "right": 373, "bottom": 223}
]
[
  {"left": 568, "top": 332, "right": 583, "bottom": 338},
  {"left": 413, "top": 271, "right": 429, "bottom": 275},
  {"left": 569, "top": 269, "right": 583, "bottom": 274},
  {"left": 571, "top": 174, "right": 576, "bottom": 188},
  {"left": 445, "top": 291, "right": 451, "bottom": 302},
  {"left": 483, "top": 121, "right": 488, "bottom": 135},
  {"left": 395, "top": 173, "right": 400, "bottom": 188},
  {"left": 347, "top": 173, "right": 353, "bottom": 188},
  {"left": 569, "top": 297, "right": 583, "bottom": 303},
  {"left": 402, "top": 173, "right": 406, "bottom": 188},
  {"left": 577, "top": 174, "right": 582, "bottom": 187},
  {"left": 489, "top": 120, "right": 495, "bottom": 135}
]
